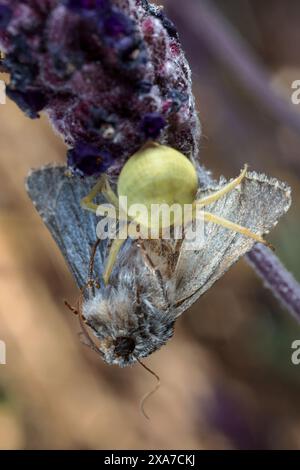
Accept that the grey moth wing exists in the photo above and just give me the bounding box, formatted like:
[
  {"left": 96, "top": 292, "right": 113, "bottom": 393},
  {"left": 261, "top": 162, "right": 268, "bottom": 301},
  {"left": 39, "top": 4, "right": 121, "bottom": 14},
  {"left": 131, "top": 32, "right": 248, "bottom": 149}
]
[
  {"left": 26, "top": 165, "right": 107, "bottom": 289},
  {"left": 26, "top": 166, "right": 292, "bottom": 320},
  {"left": 173, "top": 171, "right": 292, "bottom": 317}
]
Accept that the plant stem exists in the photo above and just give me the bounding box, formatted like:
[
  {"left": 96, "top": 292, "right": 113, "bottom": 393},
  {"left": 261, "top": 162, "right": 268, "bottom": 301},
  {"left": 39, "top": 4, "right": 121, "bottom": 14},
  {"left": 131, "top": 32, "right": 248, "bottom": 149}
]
[{"left": 247, "top": 244, "right": 300, "bottom": 321}]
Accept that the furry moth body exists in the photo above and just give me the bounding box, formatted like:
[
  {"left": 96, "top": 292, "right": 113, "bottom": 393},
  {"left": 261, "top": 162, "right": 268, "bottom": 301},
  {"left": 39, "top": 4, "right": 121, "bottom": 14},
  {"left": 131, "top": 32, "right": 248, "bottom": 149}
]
[{"left": 26, "top": 163, "right": 291, "bottom": 367}]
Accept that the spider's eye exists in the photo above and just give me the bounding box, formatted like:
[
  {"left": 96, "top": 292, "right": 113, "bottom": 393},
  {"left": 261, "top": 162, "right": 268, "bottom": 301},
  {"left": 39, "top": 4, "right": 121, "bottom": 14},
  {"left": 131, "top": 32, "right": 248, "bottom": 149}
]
[{"left": 114, "top": 336, "right": 135, "bottom": 357}]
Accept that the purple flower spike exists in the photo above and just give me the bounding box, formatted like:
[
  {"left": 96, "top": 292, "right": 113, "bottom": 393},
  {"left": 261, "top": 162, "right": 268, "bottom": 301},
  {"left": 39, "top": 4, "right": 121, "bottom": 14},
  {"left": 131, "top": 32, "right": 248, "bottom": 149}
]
[
  {"left": 0, "top": 0, "right": 200, "bottom": 175},
  {"left": 101, "top": 9, "right": 134, "bottom": 37},
  {"left": 67, "top": 142, "right": 114, "bottom": 176},
  {"left": 141, "top": 112, "right": 166, "bottom": 139},
  {"left": 6, "top": 88, "right": 48, "bottom": 118},
  {"left": 0, "top": 4, "right": 11, "bottom": 28},
  {"left": 65, "top": 0, "right": 105, "bottom": 11},
  {"left": 0, "top": 4, "right": 12, "bottom": 29}
]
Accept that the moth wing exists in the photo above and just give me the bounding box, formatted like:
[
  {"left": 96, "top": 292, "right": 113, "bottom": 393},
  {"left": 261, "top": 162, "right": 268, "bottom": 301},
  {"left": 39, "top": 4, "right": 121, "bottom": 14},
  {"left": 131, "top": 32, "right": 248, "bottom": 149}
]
[
  {"left": 26, "top": 165, "right": 107, "bottom": 288},
  {"left": 172, "top": 171, "right": 291, "bottom": 317}
]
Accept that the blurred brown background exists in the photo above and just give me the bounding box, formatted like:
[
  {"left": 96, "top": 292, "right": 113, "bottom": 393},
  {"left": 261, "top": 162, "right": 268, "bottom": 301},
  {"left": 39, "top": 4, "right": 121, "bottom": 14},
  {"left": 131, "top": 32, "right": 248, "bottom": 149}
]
[{"left": 0, "top": 0, "right": 300, "bottom": 450}]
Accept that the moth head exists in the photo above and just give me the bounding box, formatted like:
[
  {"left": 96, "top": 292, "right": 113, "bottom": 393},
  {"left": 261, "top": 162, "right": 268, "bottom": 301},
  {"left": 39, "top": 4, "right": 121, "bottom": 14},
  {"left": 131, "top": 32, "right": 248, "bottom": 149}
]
[
  {"left": 82, "top": 288, "right": 175, "bottom": 367},
  {"left": 113, "top": 335, "right": 136, "bottom": 358}
]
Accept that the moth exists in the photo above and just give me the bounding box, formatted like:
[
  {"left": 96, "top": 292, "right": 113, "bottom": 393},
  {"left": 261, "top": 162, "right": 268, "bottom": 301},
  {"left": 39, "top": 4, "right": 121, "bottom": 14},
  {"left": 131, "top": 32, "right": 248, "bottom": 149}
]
[{"left": 26, "top": 145, "right": 291, "bottom": 368}]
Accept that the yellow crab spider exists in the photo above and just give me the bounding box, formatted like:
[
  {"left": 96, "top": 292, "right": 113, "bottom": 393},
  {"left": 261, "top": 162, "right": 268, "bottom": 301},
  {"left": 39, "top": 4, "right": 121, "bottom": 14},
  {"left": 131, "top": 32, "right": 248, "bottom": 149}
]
[{"left": 81, "top": 142, "right": 266, "bottom": 284}]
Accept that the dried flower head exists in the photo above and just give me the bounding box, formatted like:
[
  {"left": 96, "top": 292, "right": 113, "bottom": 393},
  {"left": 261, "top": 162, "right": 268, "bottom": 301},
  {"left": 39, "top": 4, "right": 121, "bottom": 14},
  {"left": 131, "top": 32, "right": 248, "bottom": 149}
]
[{"left": 0, "top": 0, "right": 201, "bottom": 175}]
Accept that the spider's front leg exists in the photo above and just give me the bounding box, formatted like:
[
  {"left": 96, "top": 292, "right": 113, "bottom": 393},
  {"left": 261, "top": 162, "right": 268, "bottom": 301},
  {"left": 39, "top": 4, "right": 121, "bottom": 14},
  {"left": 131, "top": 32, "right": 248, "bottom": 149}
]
[
  {"left": 81, "top": 174, "right": 119, "bottom": 213},
  {"left": 103, "top": 238, "right": 127, "bottom": 285},
  {"left": 196, "top": 165, "right": 248, "bottom": 208},
  {"left": 201, "top": 211, "right": 267, "bottom": 245},
  {"left": 190, "top": 165, "right": 268, "bottom": 246}
]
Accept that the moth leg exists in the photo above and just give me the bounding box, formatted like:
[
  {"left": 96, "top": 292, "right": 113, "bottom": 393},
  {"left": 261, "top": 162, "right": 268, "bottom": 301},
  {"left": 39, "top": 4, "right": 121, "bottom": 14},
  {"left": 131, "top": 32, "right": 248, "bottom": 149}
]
[
  {"left": 103, "top": 237, "right": 127, "bottom": 285},
  {"left": 81, "top": 174, "right": 119, "bottom": 213},
  {"left": 137, "top": 239, "right": 169, "bottom": 307},
  {"left": 202, "top": 211, "right": 268, "bottom": 245},
  {"left": 85, "top": 239, "right": 101, "bottom": 297},
  {"left": 196, "top": 165, "right": 248, "bottom": 208}
]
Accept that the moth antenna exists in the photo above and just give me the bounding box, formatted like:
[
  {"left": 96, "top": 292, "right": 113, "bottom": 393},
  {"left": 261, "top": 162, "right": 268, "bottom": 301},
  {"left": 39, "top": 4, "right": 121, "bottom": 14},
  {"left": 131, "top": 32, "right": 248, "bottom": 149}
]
[
  {"left": 69, "top": 239, "right": 104, "bottom": 357},
  {"left": 76, "top": 286, "right": 104, "bottom": 359},
  {"left": 64, "top": 300, "right": 79, "bottom": 315},
  {"left": 65, "top": 240, "right": 105, "bottom": 358},
  {"left": 65, "top": 294, "right": 101, "bottom": 355},
  {"left": 136, "top": 358, "right": 161, "bottom": 420}
]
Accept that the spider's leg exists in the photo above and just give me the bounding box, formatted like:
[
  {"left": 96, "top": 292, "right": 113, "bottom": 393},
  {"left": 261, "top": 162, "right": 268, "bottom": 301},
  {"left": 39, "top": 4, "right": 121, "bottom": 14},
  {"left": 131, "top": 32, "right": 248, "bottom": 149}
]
[
  {"left": 81, "top": 174, "right": 119, "bottom": 213},
  {"left": 103, "top": 177, "right": 119, "bottom": 207},
  {"left": 81, "top": 175, "right": 107, "bottom": 213},
  {"left": 103, "top": 237, "right": 127, "bottom": 285},
  {"left": 202, "top": 211, "right": 269, "bottom": 246},
  {"left": 196, "top": 165, "right": 248, "bottom": 208}
]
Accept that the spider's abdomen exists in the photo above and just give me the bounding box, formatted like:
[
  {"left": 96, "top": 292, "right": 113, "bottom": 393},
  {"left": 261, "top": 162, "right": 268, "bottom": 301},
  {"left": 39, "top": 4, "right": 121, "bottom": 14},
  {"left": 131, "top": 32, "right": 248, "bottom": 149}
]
[{"left": 117, "top": 143, "right": 198, "bottom": 228}]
